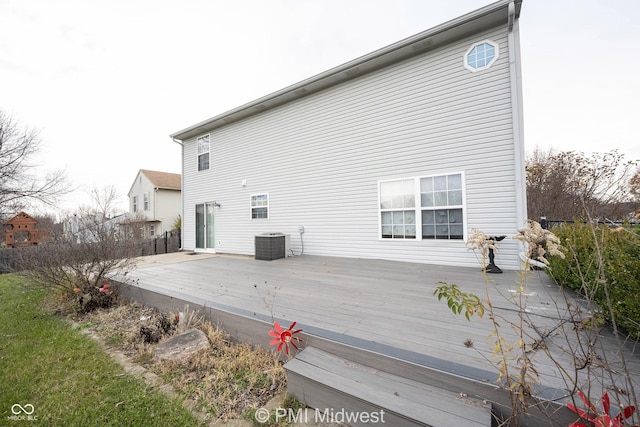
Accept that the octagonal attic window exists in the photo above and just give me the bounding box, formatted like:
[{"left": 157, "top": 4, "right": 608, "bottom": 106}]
[{"left": 464, "top": 40, "right": 499, "bottom": 72}]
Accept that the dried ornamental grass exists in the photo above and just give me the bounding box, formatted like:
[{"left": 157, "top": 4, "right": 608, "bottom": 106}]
[
  {"left": 513, "top": 219, "right": 566, "bottom": 265},
  {"left": 466, "top": 228, "right": 500, "bottom": 259}
]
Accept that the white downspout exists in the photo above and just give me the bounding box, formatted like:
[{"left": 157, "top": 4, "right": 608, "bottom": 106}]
[
  {"left": 172, "top": 137, "right": 185, "bottom": 250},
  {"left": 508, "top": 2, "right": 528, "bottom": 267}
]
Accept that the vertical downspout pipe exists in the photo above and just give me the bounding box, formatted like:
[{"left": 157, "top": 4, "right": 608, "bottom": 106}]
[
  {"left": 172, "top": 137, "right": 185, "bottom": 250},
  {"left": 507, "top": 1, "right": 528, "bottom": 261}
]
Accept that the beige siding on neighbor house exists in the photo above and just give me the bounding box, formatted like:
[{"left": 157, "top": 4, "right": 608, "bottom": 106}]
[
  {"left": 154, "top": 189, "right": 182, "bottom": 234},
  {"left": 182, "top": 25, "right": 522, "bottom": 269},
  {"left": 128, "top": 170, "right": 181, "bottom": 236}
]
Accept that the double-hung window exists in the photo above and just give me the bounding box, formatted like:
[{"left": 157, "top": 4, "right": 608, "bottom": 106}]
[
  {"left": 420, "top": 174, "right": 463, "bottom": 239},
  {"left": 379, "top": 173, "right": 464, "bottom": 240},
  {"left": 251, "top": 194, "right": 269, "bottom": 219},
  {"left": 380, "top": 179, "right": 416, "bottom": 239},
  {"left": 197, "top": 134, "right": 210, "bottom": 171}
]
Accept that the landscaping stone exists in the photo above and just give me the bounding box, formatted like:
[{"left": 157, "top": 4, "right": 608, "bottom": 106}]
[{"left": 153, "top": 328, "right": 210, "bottom": 363}]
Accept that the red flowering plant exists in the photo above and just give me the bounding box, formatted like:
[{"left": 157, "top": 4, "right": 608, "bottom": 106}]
[
  {"left": 269, "top": 321, "right": 303, "bottom": 356},
  {"left": 567, "top": 391, "right": 637, "bottom": 427}
]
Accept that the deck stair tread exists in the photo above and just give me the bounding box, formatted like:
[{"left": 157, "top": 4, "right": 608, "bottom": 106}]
[{"left": 284, "top": 346, "right": 491, "bottom": 427}]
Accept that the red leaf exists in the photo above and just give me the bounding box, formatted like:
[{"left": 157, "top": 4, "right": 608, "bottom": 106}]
[
  {"left": 616, "top": 405, "right": 636, "bottom": 421},
  {"left": 602, "top": 393, "right": 610, "bottom": 415}
]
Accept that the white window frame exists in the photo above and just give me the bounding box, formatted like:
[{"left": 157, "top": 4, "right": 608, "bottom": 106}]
[
  {"left": 464, "top": 39, "right": 499, "bottom": 72},
  {"left": 250, "top": 193, "right": 269, "bottom": 219},
  {"left": 197, "top": 134, "right": 210, "bottom": 171},
  {"left": 149, "top": 224, "right": 155, "bottom": 237},
  {"left": 132, "top": 196, "right": 138, "bottom": 213},
  {"left": 379, "top": 178, "right": 417, "bottom": 239},
  {"left": 378, "top": 172, "right": 466, "bottom": 241},
  {"left": 143, "top": 192, "right": 149, "bottom": 211}
]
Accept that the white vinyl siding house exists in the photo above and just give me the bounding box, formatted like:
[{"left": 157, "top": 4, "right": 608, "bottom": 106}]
[
  {"left": 172, "top": 0, "right": 526, "bottom": 269},
  {"left": 127, "top": 169, "right": 182, "bottom": 238}
]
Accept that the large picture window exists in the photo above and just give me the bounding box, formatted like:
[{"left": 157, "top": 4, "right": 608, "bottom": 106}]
[
  {"left": 379, "top": 173, "right": 464, "bottom": 240},
  {"left": 197, "top": 134, "right": 210, "bottom": 171}
]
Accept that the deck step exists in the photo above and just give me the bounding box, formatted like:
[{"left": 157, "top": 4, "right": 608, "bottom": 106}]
[{"left": 284, "top": 347, "right": 491, "bottom": 427}]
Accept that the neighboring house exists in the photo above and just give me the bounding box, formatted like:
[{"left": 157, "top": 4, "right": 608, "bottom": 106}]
[
  {"left": 127, "top": 169, "right": 181, "bottom": 238},
  {"left": 3, "top": 212, "right": 50, "bottom": 247},
  {"left": 170, "top": 0, "right": 526, "bottom": 269},
  {"left": 67, "top": 213, "right": 129, "bottom": 244}
]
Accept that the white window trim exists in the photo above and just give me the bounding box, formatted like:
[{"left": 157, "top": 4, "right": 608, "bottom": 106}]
[
  {"left": 378, "top": 172, "right": 467, "bottom": 241},
  {"left": 197, "top": 134, "right": 211, "bottom": 171},
  {"left": 250, "top": 193, "right": 269, "bottom": 220},
  {"left": 464, "top": 39, "right": 499, "bottom": 72}
]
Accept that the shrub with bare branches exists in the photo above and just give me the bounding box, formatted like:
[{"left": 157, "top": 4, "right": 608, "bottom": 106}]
[
  {"left": 526, "top": 148, "right": 638, "bottom": 221},
  {"left": 13, "top": 209, "right": 140, "bottom": 313}
]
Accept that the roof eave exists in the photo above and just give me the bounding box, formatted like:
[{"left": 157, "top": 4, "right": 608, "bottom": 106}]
[{"left": 170, "top": 0, "right": 520, "bottom": 141}]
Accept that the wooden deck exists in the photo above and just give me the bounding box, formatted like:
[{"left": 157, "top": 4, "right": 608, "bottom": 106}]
[{"left": 119, "top": 252, "right": 640, "bottom": 425}]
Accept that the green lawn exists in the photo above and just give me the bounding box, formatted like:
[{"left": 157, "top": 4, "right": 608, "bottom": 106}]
[{"left": 0, "top": 274, "right": 203, "bottom": 426}]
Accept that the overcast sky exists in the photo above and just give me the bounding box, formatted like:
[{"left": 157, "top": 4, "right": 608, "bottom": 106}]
[{"left": 1, "top": 0, "right": 639, "bottom": 214}]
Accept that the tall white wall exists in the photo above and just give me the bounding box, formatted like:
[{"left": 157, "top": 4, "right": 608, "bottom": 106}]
[{"left": 182, "top": 25, "right": 523, "bottom": 269}]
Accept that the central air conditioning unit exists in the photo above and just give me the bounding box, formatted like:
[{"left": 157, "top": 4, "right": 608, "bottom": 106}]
[{"left": 255, "top": 232, "right": 286, "bottom": 261}]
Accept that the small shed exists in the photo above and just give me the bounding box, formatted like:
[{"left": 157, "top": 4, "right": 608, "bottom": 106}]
[{"left": 4, "top": 212, "right": 49, "bottom": 248}]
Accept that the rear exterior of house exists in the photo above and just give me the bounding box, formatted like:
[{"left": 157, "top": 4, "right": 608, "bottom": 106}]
[{"left": 171, "top": 0, "right": 526, "bottom": 269}]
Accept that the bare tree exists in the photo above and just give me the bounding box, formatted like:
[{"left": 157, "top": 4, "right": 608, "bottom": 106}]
[
  {"left": 0, "top": 110, "right": 70, "bottom": 217},
  {"left": 88, "top": 184, "right": 124, "bottom": 220},
  {"left": 631, "top": 168, "right": 640, "bottom": 203},
  {"left": 526, "top": 148, "right": 638, "bottom": 221}
]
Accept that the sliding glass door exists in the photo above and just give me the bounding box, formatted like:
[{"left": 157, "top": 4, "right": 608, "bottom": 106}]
[{"left": 195, "top": 202, "right": 215, "bottom": 250}]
